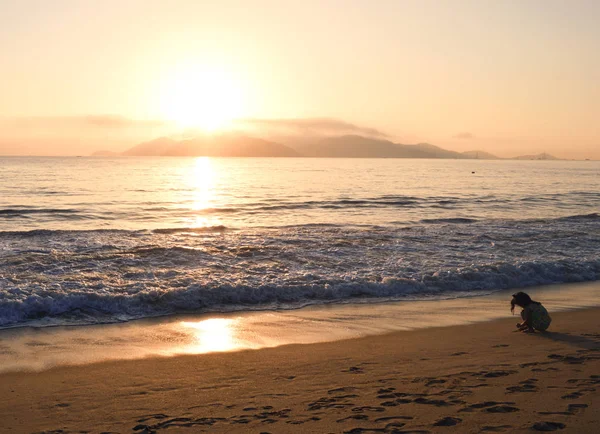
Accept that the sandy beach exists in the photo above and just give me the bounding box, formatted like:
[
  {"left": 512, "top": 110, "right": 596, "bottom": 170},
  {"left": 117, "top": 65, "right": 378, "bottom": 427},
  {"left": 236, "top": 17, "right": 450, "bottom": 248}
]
[
  {"left": 2, "top": 1, "right": 600, "bottom": 433},
  {"left": 1, "top": 307, "right": 598, "bottom": 433}
]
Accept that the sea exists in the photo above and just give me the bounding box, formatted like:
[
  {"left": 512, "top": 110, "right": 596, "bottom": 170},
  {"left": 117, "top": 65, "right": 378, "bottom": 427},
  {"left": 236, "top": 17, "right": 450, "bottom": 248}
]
[{"left": 1, "top": 156, "right": 599, "bottom": 330}]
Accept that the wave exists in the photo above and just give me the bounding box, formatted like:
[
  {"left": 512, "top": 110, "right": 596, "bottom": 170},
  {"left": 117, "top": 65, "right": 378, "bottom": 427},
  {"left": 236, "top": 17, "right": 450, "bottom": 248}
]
[
  {"left": 0, "top": 226, "right": 229, "bottom": 238},
  {"left": 1, "top": 258, "right": 599, "bottom": 328},
  {"left": 421, "top": 218, "right": 478, "bottom": 224},
  {"left": 0, "top": 211, "right": 598, "bottom": 238},
  {"left": 189, "top": 193, "right": 600, "bottom": 214},
  {"left": 1, "top": 210, "right": 599, "bottom": 328},
  {"left": 556, "top": 213, "right": 600, "bottom": 221},
  {"left": 153, "top": 225, "right": 228, "bottom": 234},
  {"left": 2, "top": 191, "right": 599, "bottom": 230},
  {"left": 0, "top": 208, "right": 80, "bottom": 217},
  {"left": 0, "top": 228, "right": 136, "bottom": 237}
]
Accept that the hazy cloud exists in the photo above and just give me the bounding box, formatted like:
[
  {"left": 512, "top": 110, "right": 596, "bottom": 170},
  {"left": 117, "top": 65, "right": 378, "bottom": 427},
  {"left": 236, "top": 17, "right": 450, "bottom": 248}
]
[
  {"left": 0, "top": 115, "right": 171, "bottom": 156},
  {"left": 453, "top": 132, "right": 475, "bottom": 139},
  {"left": 83, "top": 115, "right": 166, "bottom": 128},
  {"left": 2, "top": 115, "right": 166, "bottom": 129},
  {"left": 239, "top": 117, "right": 388, "bottom": 138}
]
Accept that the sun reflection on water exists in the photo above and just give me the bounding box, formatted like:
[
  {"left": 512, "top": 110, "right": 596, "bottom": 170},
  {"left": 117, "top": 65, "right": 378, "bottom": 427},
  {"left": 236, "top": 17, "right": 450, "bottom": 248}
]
[
  {"left": 191, "top": 157, "right": 214, "bottom": 210},
  {"left": 180, "top": 318, "right": 239, "bottom": 353},
  {"left": 186, "top": 157, "right": 221, "bottom": 228}
]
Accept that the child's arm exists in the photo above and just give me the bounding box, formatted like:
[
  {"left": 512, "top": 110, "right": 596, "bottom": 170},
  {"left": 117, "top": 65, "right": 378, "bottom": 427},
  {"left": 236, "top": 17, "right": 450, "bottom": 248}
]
[{"left": 518, "top": 309, "right": 534, "bottom": 332}]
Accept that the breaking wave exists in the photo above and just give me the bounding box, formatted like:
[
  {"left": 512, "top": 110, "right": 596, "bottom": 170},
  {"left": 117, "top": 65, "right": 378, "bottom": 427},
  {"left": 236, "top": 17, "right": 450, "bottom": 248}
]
[
  {"left": 1, "top": 212, "right": 599, "bottom": 328},
  {"left": 1, "top": 258, "right": 599, "bottom": 328}
]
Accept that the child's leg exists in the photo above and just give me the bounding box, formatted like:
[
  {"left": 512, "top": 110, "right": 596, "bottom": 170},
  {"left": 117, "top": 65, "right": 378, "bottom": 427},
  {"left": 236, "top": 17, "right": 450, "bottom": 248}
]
[
  {"left": 516, "top": 310, "right": 527, "bottom": 329},
  {"left": 519, "top": 309, "right": 534, "bottom": 332}
]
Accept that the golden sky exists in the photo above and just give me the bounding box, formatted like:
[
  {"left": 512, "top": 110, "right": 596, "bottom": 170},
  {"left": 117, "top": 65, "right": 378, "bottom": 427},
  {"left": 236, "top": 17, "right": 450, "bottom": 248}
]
[{"left": 0, "top": 0, "right": 598, "bottom": 158}]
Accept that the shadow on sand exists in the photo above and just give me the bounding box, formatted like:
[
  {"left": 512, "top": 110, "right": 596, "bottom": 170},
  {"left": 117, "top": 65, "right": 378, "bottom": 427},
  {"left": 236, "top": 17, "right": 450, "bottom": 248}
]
[{"left": 534, "top": 331, "right": 600, "bottom": 351}]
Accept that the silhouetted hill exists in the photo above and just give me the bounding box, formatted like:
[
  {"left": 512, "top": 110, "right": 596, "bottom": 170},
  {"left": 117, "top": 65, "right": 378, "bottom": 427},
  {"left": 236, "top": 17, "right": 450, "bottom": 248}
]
[
  {"left": 512, "top": 153, "right": 559, "bottom": 160},
  {"left": 120, "top": 135, "right": 299, "bottom": 157},
  {"left": 122, "top": 137, "right": 178, "bottom": 156},
  {"left": 403, "top": 143, "right": 463, "bottom": 159},
  {"left": 96, "top": 134, "right": 534, "bottom": 159},
  {"left": 290, "top": 135, "right": 468, "bottom": 158},
  {"left": 461, "top": 150, "right": 500, "bottom": 159},
  {"left": 292, "top": 135, "right": 424, "bottom": 158}
]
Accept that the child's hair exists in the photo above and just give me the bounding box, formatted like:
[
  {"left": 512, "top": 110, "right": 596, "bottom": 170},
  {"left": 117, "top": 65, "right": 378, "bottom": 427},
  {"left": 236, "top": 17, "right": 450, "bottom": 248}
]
[{"left": 510, "top": 292, "right": 539, "bottom": 313}]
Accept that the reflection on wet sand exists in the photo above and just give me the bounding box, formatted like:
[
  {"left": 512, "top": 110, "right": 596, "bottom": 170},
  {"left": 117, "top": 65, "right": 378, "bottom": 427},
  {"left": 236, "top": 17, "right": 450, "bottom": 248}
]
[
  {"left": 0, "top": 282, "right": 598, "bottom": 373},
  {"left": 179, "top": 318, "right": 240, "bottom": 353}
]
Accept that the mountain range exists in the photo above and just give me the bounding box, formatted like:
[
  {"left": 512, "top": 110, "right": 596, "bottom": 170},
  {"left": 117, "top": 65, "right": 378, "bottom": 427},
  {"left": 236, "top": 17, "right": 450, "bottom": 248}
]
[{"left": 93, "top": 134, "right": 559, "bottom": 160}]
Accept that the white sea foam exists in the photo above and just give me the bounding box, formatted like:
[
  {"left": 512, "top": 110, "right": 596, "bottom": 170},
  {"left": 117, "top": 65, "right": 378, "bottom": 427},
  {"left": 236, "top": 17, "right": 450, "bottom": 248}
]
[{"left": 1, "top": 213, "right": 598, "bottom": 328}]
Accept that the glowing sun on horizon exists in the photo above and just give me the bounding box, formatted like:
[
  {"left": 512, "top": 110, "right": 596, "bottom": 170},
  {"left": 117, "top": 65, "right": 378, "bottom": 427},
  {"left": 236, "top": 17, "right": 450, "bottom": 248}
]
[{"left": 160, "top": 65, "right": 245, "bottom": 131}]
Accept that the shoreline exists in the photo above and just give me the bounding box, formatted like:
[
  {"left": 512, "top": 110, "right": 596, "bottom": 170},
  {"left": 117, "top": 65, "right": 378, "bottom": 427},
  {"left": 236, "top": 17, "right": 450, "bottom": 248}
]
[
  {"left": 1, "top": 281, "right": 599, "bottom": 374},
  {"left": 3, "top": 277, "right": 599, "bottom": 332},
  {"left": 1, "top": 308, "right": 598, "bottom": 433}
]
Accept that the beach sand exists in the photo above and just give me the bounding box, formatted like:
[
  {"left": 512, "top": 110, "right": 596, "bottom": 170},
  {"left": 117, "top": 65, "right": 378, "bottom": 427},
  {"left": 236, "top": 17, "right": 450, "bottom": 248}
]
[{"left": 1, "top": 308, "right": 599, "bottom": 433}]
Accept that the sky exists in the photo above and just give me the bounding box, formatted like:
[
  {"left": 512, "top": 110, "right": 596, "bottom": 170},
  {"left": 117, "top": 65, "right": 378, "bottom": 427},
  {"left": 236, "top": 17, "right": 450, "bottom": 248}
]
[{"left": 0, "top": 0, "right": 599, "bottom": 158}]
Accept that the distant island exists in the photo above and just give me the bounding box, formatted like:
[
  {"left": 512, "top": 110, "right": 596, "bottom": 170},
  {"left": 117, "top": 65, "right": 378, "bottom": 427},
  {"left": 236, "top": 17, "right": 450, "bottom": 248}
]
[
  {"left": 93, "top": 134, "right": 560, "bottom": 160},
  {"left": 511, "top": 152, "right": 560, "bottom": 161}
]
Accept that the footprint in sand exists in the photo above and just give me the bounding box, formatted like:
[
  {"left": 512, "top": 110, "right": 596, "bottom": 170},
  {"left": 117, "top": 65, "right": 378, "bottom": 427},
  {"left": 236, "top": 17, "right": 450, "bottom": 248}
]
[
  {"left": 136, "top": 413, "right": 169, "bottom": 423},
  {"left": 377, "top": 387, "right": 395, "bottom": 393},
  {"left": 425, "top": 379, "right": 447, "bottom": 387},
  {"left": 485, "top": 405, "right": 520, "bottom": 413},
  {"left": 344, "top": 429, "right": 385, "bottom": 434},
  {"left": 532, "top": 421, "right": 566, "bottom": 431},
  {"left": 568, "top": 403, "right": 589, "bottom": 412},
  {"left": 532, "top": 367, "right": 559, "bottom": 372},
  {"left": 352, "top": 406, "right": 386, "bottom": 413},
  {"left": 561, "top": 391, "right": 583, "bottom": 399},
  {"left": 337, "top": 415, "right": 369, "bottom": 423},
  {"left": 286, "top": 416, "right": 320, "bottom": 425},
  {"left": 433, "top": 416, "right": 462, "bottom": 426},
  {"left": 344, "top": 366, "right": 365, "bottom": 374},
  {"left": 539, "top": 403, "right": 588, "bottom": 416},
  {"left": 459, "top": 401, "right": 515, "bottom": 412},
  {"left": 374, "top": 416, "right": 414, "bottom": 422},
  {"left": 381, "top": 398, "right": 413, "bottom": 406},
  {"left": 308, "top": 397, "right": 355, "bottom": 411},
  {"left": 481, "top": 370, "right": 518, "bottom": 378},
  {"left": 329, "top": 386, "right": 359, "bottom": 394},
  {"left": 134, "top": 416, "right": 225, "bottom": 431},
  {"left": 506, "top": 379, "right": 538, "bottom": 393},
  {"left": 344, "top": 429, "right": 430, "bottom": 434},
  {"left": 547, "top": 354, "right": 587, "bottom": 364},
  {"left": 479, "top": 425, "right": 513, "bottom": 432},
  {"left": 412, "top": 397, "right": 452, "bottom": 407},
  {"left": 463, "top": 383, "right": 489, "bottom": 389},
  {"left": 567, "top": 376, "right": 600, "bottom": 387}
]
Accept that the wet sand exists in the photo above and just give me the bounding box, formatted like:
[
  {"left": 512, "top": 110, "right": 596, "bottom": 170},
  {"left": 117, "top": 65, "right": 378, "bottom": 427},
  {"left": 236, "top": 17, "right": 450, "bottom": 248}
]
[
  {"left": 2, "top": 282, "right": 599, "bottom": 373},
  {"left": 1, "top": 308, "right": 599, "bottom": 433}
]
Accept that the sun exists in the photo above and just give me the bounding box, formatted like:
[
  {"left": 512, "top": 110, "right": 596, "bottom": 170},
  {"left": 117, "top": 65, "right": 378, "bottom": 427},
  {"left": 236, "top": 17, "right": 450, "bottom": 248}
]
[{"left": 160, "top": 64, "right": 244, "bottom": 131}]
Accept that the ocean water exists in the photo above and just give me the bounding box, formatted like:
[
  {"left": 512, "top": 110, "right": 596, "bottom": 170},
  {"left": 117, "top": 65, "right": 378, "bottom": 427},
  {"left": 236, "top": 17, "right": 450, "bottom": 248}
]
[{"left": 1, "top": 156, "right": 599, "bottom": 328}]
